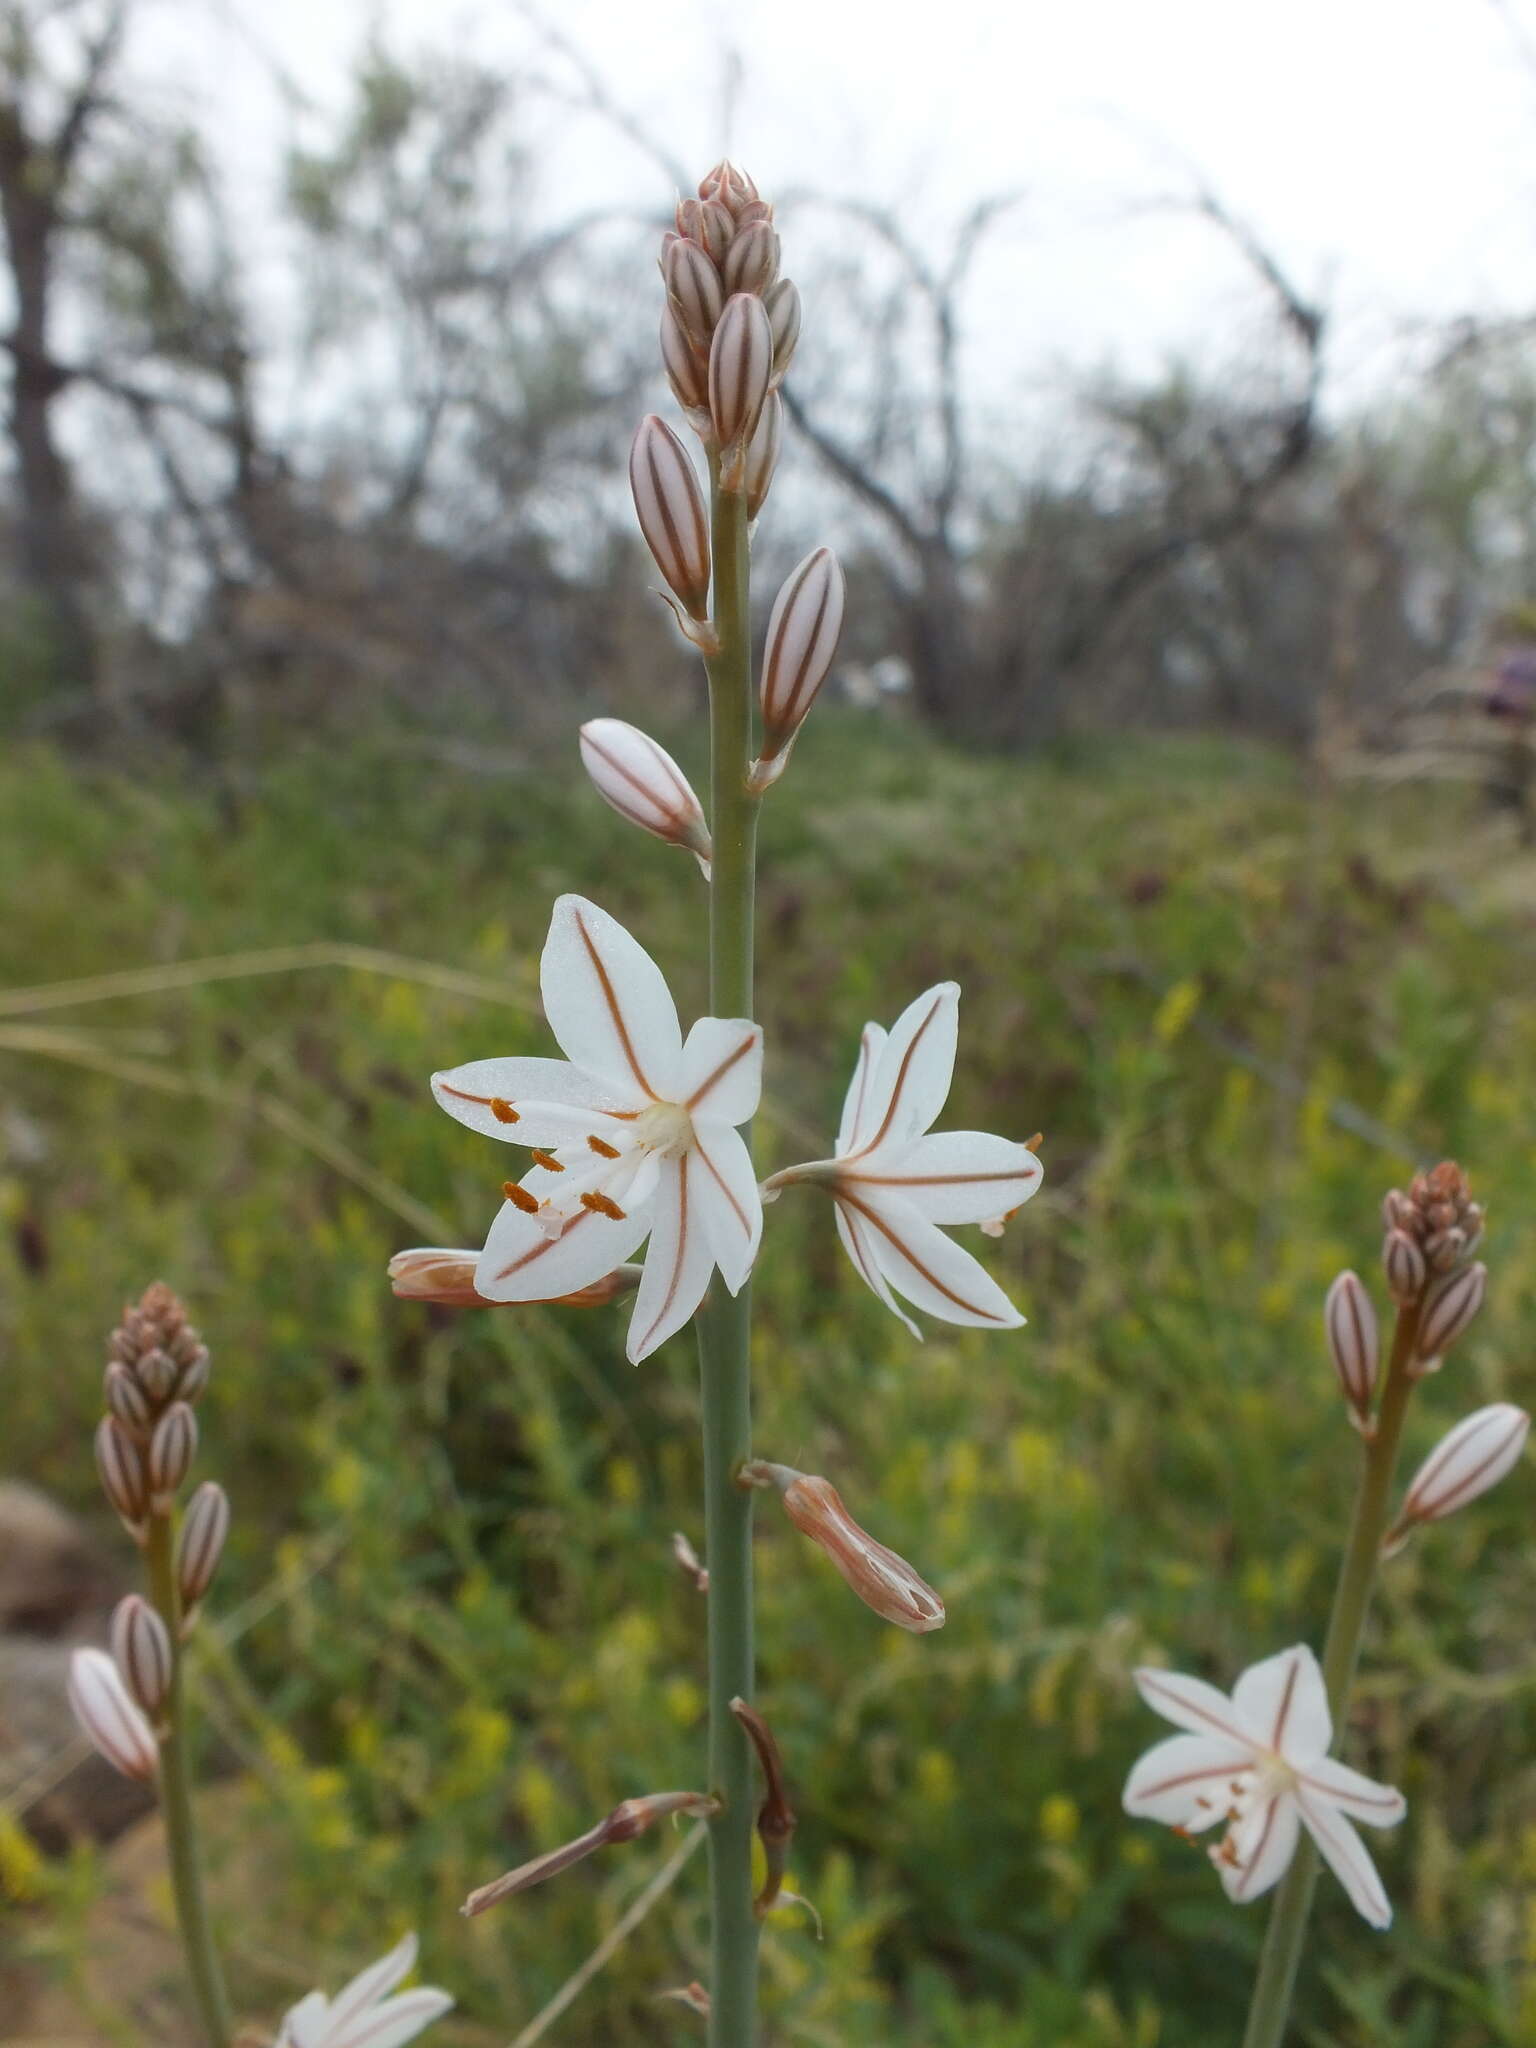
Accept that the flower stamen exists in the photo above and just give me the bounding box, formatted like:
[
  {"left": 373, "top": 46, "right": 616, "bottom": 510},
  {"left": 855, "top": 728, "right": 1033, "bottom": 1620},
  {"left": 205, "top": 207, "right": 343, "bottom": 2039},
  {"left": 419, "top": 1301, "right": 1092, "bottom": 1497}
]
[
  {"left": 588, "top": 1134, "right": 622, "bottom": 1158},
  {"left": 503, "top": 1182, "right": 540, "bottom": 1215},
  {"left": 530, "top": 1148, "right": 565, "bottom": 1171},
  {"left": 582, "top": 1191, "right": 628, "bottom": 1220}
]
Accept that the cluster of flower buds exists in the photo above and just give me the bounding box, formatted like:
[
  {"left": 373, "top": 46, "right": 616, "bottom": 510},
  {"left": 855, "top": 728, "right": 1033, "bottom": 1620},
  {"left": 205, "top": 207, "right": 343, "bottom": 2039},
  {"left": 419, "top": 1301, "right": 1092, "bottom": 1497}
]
[
  {"left": 95, "top": 1284, "right": 217, "bottom": 1541},
  {"left": 741, "top": 1461, "right": 945, "bottom": 1633},
  {"left": 1381, "top": 1161, "right": 1485, "bottom": 1304},
  {"left": 661, "top": 161, "right": 799, "bottom": 496}
]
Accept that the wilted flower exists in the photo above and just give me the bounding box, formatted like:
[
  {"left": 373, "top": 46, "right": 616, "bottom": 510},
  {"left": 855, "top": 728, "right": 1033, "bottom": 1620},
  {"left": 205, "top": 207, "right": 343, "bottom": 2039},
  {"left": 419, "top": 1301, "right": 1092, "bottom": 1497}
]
[
  {"left": 1387, "top": 1402, "right": 1529, "bottom": 1548},
  {"left": 431, "top": 895, "right": 763, "bottom": 1363},
  {"left": 765, "top": 983, "right": 1039, "bottom": 1335},
  {"left": 462, "top": 1791, "right": 717, "bottom": 1916},
  {"left": 67, "top": 1646, "right": 159, "bottom": 1782},
  {"left": 1124, "top": 1643, "right": 1405, "bottom": 1927},
  {"left": 387, "top": 1246, "right": 641, "bottom": 1310},
  {"left": 275, "top": 1933, "right": 452, "bottom": 2048},
  {"left": 744, "top": 1461, "right": 944, "bottom": 1632}
]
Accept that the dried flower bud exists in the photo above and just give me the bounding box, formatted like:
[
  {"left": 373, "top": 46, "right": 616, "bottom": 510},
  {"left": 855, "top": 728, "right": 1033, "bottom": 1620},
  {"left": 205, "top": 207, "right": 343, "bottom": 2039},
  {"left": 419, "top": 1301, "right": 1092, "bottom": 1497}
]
[
  {"left": 663, "top": 236, "right": 724, "bottom": 354},
  {"left": 1415, "top": 1261, "right": 1487, "bottom": 1368},
  {"left": 629, "top": 416, "right": 712, "bottom": 621},
  {"left": 387, "top": 1246, "right": 643, "bottom": 1308},
  {"left": 764, "top": 278, "right": 801, "bottom": 385},
  {"left": 1383, "top": 1226, "right": 1427, "bottom": 1303},
  {"left": 745, "top": 1462, "right": 944, "bottom": 1633},
  {"left": 723, "top": 219, "right": 780, "bottom": 297},
  {"left": 462, "top": 1790, "right": 718, "bottom": 1916},
  {"left": 708, "top": 292, "right": 773, "bottom": 468},
  {"left": 148, "top": 1401, "right": 198, "bottom": 1502},
  {"left": 756, "top": 547, "right": 846, "bottom": 770},
  {"left": 110, "top": 1594, "right": 172, "bottom": 1720},
  {"left": 95, "top": 1415, "right": 148, "bottom": 1528},
  {"left": 670, "top": 1529, "right": 709, "bottom": 1593},
  {"left": 1388, "top": 1403, "right": 1529, "bottom": 1548},
  {"left": 745, "top": 391, "right": 783, "bottom": 523},
  {"left": 1324, "top": 1271, "right": 1378, "bottom": 1428},
  {"left": 176, "top": 1480, "right": 231, "bottom": 1610},
  {"left": 657, "top": 1984, "right": 711, "bottom": 2017},
  {"left": 67, "top": 1647, "right": 158, "bottom": 1781},
  {"left": 103, "top": 1361, "right": 152, "bottom": 1435},
  {"left": 579, "top": 719, "right": 712, "bottom": 866}
]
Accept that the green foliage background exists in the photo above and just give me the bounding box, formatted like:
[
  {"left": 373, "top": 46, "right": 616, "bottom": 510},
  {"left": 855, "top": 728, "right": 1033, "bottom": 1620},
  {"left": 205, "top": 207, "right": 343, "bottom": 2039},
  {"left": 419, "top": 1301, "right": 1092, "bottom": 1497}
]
[{"left": 1, "top": 721, "right": 1533, "bottom": 2045}]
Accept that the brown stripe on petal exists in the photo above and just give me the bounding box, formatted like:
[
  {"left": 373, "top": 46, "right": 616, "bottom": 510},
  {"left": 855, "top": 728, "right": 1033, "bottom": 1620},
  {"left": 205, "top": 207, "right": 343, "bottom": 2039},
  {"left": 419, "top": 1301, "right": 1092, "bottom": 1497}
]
[
  {"left": 572, "top": 907, "right": 660, "bottom": 1099},
  {"left": 837, "top": 1187, "right": 1009, "bottom": 1323},
  {"left": 1231, "top": 1797, "right": 1283, "bottom": 1898},
  {"left": 633, "top": 1153, "right": 693, "bottom": 1355},
  {"left": 840, "top": 1164, "right": 1039, "bottom": 1192},
  {"left": 696, "top": 1133, "right": 751, "bottom": 1240},
  {"left": 685, "top": 1030, "right": 757, "bottom": 1111},
  {"left": 845, "top": 993, "right": 946, "bottom": 1162},
  {"left": 1269, "top": 1657, "right": 1301, "bottom": 1752}
]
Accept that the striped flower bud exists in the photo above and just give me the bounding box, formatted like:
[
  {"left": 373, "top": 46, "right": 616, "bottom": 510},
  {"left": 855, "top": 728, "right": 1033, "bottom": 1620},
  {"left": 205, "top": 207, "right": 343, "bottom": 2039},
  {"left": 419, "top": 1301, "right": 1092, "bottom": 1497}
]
[
  {"left": 175, "top": 1345, "right": 211, "bottom": 1405},
  {"left": 1324, "top": 1271, "right": 1378, "bottom": 1428},
  {"left": 95, "top": 1415, "right": 148, "bottom": 1528},
  {"left": 103, "top": 1362, "right": 152, "bottom": 1435},
  {"left": 629, "top": 416, "right": 712, "bottom": 621},
  {"left": 148, "top": 1401, "right": 198, "bottom": 1501},
  {"left": 745, "top": 1462, "right": 944, "bottom": 1633},
  {"left": 1389, "top": 1404, "right": 1529, "bottom": 1547},
  {"left": 660, "top": 303, "right": 709, "bottom": 429},
  {"left": 755, "top": 546, "right": 846, "bottom": 775},
  {"left": 745, "top": 391, "right": 783, "bottom": 523},
  {"left": 137, "top": 1346, "right": 178, "bottom": 1404},
  {"left": 110, "top": 1594, "right": 173, "bottom": 1720},
  {"left": 662, "top": 236, "right": 724, "bottom": 353},
  {"left": 764, "top": 278, "right": 801, "bottom": 385},
  {"left": 1383, "top": 1226, "right": 1427, "bottom": 1303},
  {"left": 579, "top": 719, "right": 712, "bottom": 865},
  {"left": 708, "top": 292, "right": 773, "bottom": 466},
  {"left": 387, "top": 1246, "right": 644, "bottom": 1309},
  {"left": 176, "top": 1480, "right": 231, "bottom": 1610},
  {"left": 1415, "top": 1261, "right": 1487, "bottom": 1368},
  {"left": 722, "top": 219, "right": 779, "bottom": 298},
  {"left": 67, "top": 1647, "right": 159, "bottom": 1781}
]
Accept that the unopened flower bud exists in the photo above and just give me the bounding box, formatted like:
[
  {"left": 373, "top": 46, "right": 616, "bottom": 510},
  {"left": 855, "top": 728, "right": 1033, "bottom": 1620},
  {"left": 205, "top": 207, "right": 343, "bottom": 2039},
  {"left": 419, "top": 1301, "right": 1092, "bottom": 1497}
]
[
  {"left": 95, "top": 1415, "right": 148, "bottom": 1528},
  {"left": 176, "top": 1481, "right": 231, "bottom": 1610},
  {"left": 764, "top": 278, "right": 801, "bottom": 385},
  {"left": 708, "top": 292, "right": 773, "bottom": 467},
  {"left": 662, "top": 236, "right": 724, "bottom": 354},
  {"left": 1415, "top": 1261, "right": 1487, "bottom": 1368},
  {"left": 148, "top": 1401, "right": 198, "bottom": 1501},
  {"left": 756, "top": 547, "right": 845, "bottom": 770},
  {"left": 1324, "top": 1271, "right": 1378, "bottom": 1428},
  {"left": 137, "top": 1346, "right": 178, "bottom": 1403},
  {"left": 103, "top": 1361, "right": 152, "bottom": 1435},
  {"left": 175, "top": 1344, "right": 211, "bottom": 1404},
  {"left": 723, "top": 219, "right": 779, "bottom": 297},
  {"left": 745, "top": 1462, "right": 944, "bottom": 1633},
  {"left": 110, "top": 1594, "right": 172, "bottom": 1720},
  {"left": 745, "top": 391, "right": 783, "bottom": 523},
  {"left": 1423, "top": 1226, "right": 1466, "bottom": 1272},
  {"left": 1383, "top": 1227, "right": 1427, "bottom": 1302},
  {"left": 629, "top": 416, "right": 712, "bottom": 621},
  {"left": 660, "top": 304, "right": 709, "bottom": 425},
  {"left": 67, "top": 1647, "right": 158, "bottom": 1781},
  {"left": 579, "top": 720, "right": 712, "bottom": 866},
  {"left": 1388, "top": 1403, "right": 1529, "bottom": 1548}
]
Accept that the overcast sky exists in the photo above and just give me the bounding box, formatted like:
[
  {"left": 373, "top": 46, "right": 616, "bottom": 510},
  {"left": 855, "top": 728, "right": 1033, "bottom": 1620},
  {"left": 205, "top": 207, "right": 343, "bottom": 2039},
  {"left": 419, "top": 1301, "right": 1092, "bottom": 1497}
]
[{"left": 153, "top": 0, "right": 1536, "bottom": 415}]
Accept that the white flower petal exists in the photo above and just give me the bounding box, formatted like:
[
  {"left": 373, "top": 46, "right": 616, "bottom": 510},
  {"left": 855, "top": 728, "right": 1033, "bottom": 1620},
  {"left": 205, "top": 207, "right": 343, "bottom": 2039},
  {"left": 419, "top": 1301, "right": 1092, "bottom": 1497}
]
[
  {"left": 67, "top": 1647, "right": 158, "bottom": 1781},
  {"left": 1122, "top": 1733, "right": 1256, "bottom": 1827},
  {"left": 1218, "top": 1791, "right": 1301, "bottom": 1905},
  {"left": 691, "top": 1120, "right": 763, "bottom": 1292},
  {"left": 278, "top": 1991, "right": 330, "bottom": 2048},
  {"left": 844, "top": 1129, "right": 1043, "bottom": 1225},
  {"left": 834, "top": 1200, "right": 920, "bottom": 1338},
  {"left": 476, "top": 1194, "right": 651, "bottom": 1302},
  {"left": 844, "top": 983, "right": 959, "bottom": 1158},
  {"left": 1132, "top": 1666, "right": 1255, "bottom": 1746},
  {"left": 836, "top": 1023, "right": 887, "bottom": 1153},
  {"left": 1299, "top": 1756, "right": 1406, "bottom": 1828},
  {"left": 1296, "top": 1789, "right": 1394, "bottom": 1927},
  {"left": 679, "top": 1017, "right": 763, "bottom": 1124},
  {"left": 331, "top": 1989, "right": 455, "bottom": 2048},
  {"left": 626, "top": 1153, "right": 718, "bottom": 1361},
  {"left": 431, "top": 1058, "right": 640, "bottom": 1142},
  {"left": 540, "top": 895, "right": 684, "bottom": 1102},
  {"left": 1231, "top": 1645, "right": 1331, "bottom": 1761},
  {"left": 325, "top": 1934, "right": 419, "bottom": 2031},
  {"left": 846, "top": 1189, "right": 1023, "bottom": 1330}
]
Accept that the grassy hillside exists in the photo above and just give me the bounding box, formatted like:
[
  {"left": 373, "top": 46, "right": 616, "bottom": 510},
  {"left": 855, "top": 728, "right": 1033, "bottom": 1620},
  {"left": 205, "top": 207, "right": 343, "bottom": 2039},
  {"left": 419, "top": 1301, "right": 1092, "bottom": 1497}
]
[{"left": 2, "top": 718, "right": 1534, "bottom": 2046}]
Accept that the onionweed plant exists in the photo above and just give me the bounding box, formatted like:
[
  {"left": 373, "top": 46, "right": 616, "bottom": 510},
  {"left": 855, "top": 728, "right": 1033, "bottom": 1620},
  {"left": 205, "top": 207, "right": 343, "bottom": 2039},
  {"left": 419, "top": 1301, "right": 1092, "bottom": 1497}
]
[{"left": 59, "top": 162, "right": 1529, "bottom": 2048}]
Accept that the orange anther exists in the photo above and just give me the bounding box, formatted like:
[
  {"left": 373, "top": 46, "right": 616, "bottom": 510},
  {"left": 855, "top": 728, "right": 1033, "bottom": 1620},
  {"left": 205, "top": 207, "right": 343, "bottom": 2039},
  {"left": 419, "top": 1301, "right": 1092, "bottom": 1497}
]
[
  {"left": 530, "top": 1148, "right": 565, "bottom": 1172},
  {"left": 581, "top": 1192, "right": 627, "bottom": 1221},
  {"left": 587, "top": 1134, "right": 622, "bottom": 1159},
  {"left": 491, "top": 1097, "right": 520, "bottom": 1124},
  {"left": 503, "top": 1182, "right": 540, "bottom": 1214},
  {"left": 1025, "top": 1132, "right": 1043, "bottom": 1153}
]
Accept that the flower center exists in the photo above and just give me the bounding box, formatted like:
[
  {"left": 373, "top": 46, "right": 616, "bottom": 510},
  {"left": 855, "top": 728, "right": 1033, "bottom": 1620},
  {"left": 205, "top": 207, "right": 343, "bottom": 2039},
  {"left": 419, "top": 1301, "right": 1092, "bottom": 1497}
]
[{"left": 632, "top": 1100, "right": 696, "bottom": 1157}]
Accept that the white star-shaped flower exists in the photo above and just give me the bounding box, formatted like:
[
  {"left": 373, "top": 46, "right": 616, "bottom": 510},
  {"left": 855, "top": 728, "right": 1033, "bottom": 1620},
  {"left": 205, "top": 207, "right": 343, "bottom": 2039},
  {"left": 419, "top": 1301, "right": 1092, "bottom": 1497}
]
[
  {"left": 276, "top": 1933, "right": 452, "bottom": 2048},
  {"left": 432, "top": 894, "right": 762, "bottom": 1364},
  {"left": 769, "top": 982, "right": 1040, "bottom": 1336},
  {"left": 1123, "top": 1644, "right": 1406, "bottom": 1927}
]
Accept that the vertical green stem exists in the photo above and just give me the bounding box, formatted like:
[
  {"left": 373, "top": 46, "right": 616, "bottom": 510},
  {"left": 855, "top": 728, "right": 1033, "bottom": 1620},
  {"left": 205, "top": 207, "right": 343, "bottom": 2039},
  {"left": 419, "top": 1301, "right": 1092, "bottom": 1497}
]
[
  {"left": 146, "top": 1514, "right": 233, "bottom": 2048},
  {"left": 1240, "top": 1301, "right": 1423, "bottom": 2048},
  {"left": 696, "top": 460, "right": 761, "bottom": 2047}
]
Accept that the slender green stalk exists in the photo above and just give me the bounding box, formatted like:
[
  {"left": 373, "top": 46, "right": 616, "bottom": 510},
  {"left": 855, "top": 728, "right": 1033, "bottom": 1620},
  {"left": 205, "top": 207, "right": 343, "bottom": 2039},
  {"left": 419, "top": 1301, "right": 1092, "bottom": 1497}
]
[
  {"left": 695, "top": 459, "right": 761, "bottom": 2047},
  {"left": 1240, "top": 1301, "right": 1423, "bottom": 2048},
  {"left": 146, "top": 1514, "right": 234, "bottom": 2048}
]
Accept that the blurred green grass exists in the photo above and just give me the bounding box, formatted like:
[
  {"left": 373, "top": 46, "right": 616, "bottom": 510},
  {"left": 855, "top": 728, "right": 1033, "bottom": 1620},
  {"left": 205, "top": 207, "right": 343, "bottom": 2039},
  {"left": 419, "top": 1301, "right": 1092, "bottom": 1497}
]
[{"left": 1, "top": 717, "right": 1534, "bottom": 2046}]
